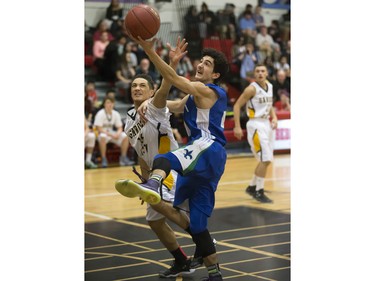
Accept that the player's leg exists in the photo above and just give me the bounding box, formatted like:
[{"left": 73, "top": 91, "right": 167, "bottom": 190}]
[
  {"left": 85, "top": 132, "right": 97, "bottom": 168},
  {"left": 146, "top": 206, "right": 194, "bottom": 278},
  {"left": 246, "top": 120, "right": 273, "bottom": 203},
  {"left": 189, "top": 203, "right": 222, "bottom": 281},
  {"left": 98, "top": 133, "right": 109, "bottom": 168}
]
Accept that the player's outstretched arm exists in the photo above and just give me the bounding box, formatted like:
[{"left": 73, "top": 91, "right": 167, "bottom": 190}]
[
  {"left": 152, "top": 37, "right": 188, "bottom": 109},
  {"left": 134, "top": 36, "right": 197, "bottom": 98}
]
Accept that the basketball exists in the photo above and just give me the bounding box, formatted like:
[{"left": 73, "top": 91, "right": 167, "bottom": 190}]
[{"left": 124, "top": 4, "right": 160, "bottom": 40}]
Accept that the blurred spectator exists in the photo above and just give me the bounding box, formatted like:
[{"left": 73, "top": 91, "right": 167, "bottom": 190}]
[
  {"left": 85, "top": 82, "right": 95, "bottom": 125},
  {"left": 92, "top": 89, "right": 117, "bottom": 121},
  {"left": 264, "top": 56, "right": 276, "bottom": 80},
  {"left": 274, "top": 92, "right": 291, "bottom": 112},
  {"left": 271, "top": 69, "right": 291, "bottom": 104},
  {"left": 271, "top": 43, "right": 283, "bottom": 66},
  {"left": 198, "top": 2, "right": 217, "bottom": 38},
  {"left": 85, "top": 117, "right": 98, "bottom": 169},
  {"left": 279, "top": 9, "right": 291, "bottom": 42},
  {"left": 85, "top": 20, "right": 95, "bottom": 51},
  {"left": 135, "top": 58, "right": 160, "bottom": 89},
  {"left": 115, "top": 50, "right": 136, "bottom": 103},
  {"left": 239, "top": 42, "right": 259, "bottom": 90},
  {"left": 155, "top": 39, "right": 168, "bottom": 62},
  {"left": 273, "top": 55, "right": 290, "bottom": 76},
  {"left": 232, "top": 35, "right": 246, "bottom": 67},
  {"left": 256, "top": 25, "right": 275, "bottom": 63},
  {"left": 93, "top": 97, "right": 134, "bottom": 168},
  {"left": 216, "top": 3, "right": 237, "bottom": 41},
  {"left": 238, "top": 11, "right": 257, "bottom": 44},
  {"left": 176, "top": 55, "right": 194, "bottom": 79},
  {"left": 284, "top": 40, "right": 291, "bottom": 67},
  {"left": 92, "top": 19, "right": 114, "bottom": 42},
  {"left": 93, "top": 31, "right": 111, "bottom": 78},
  {"left": 124, "top": 41, "right": 138, "bottom": 68},
  {"left": 85, "top": 80, "right": 98, "bottom": 107},
  {"left": 268, "top": 20, "right": 283, "bottom": 49},
  {"left": 238, "top": 4, "right": 253, "bottom": 21},
  {"left": 183, "top": 5, "right": 200, "bottom": 41},
  {"left": 102, "top": 34, "right": 127, "bottom": 82},
  {"left": 105, "top": 0, "right": 124, "bottom": 37},
  {"left": 253, "top": 5, "right": 265, "bottom": 29}
]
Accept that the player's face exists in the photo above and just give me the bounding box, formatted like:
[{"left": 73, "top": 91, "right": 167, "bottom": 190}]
[
  {"left": 195, "top": 56, "right": 217, "bottom": 83},
  {"left": 254, "top": 66, "right": 268, "bottom": 82},
  {"left": 131, "top": 78, "right": 153, "bottom": 104}
]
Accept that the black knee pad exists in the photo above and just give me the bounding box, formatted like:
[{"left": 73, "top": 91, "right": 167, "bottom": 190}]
[
  {"left": 192, "top": 229, "right": 216, "bottom": 258},
  {"left": 152, "top": 157, "right": 171, "bottom": 176}
]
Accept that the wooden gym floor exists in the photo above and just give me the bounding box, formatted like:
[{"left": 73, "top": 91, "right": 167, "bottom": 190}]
[{"left": 85, "top": 154, "right": 291, "bottom": 281}]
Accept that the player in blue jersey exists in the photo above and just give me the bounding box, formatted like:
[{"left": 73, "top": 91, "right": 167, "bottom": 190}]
[{"left": 115, "top": 36, "right": 229, "bottom": 281}]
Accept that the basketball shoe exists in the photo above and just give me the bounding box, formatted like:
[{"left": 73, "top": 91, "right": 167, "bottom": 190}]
[
  {"left": 115, "top": 178, "right": 161, "bottom": 205},
  {"left": 253, "top": 189, "right": 273, "bottom": 203},
  {"left": 159, "top": 259, "right": 195, "bottom": 278}
]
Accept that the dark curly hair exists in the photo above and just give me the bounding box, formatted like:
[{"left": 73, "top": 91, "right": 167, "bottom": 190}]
[{"left": 201, "top": 48, "right": 229, "bottom": 84}]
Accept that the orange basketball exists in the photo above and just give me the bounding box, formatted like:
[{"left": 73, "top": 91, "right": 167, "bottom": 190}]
[{"left": 124, "top": 4, "right": 160, "bottom": 40}]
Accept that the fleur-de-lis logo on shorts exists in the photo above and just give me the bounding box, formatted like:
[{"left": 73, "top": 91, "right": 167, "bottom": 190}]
[{"left": 183, "top": 148, "right": 193, "bottom": 160}]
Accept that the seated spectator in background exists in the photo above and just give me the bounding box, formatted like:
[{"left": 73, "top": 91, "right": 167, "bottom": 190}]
[
  {"left": 271, "top": 43, "right": 282, "bottom": 66},
  {"left": 93, "top": 31, "right": 111, "bottom": 79},
  {"left": 124, "top": 41, "right": 138, "bottom": 68},
  {"left": 85, "top": 84, "right": 95, "bottom": 126},
  {"left": 284, "top": 40, "right": 291, "bottom": 67},
  {"left": 273, "top": 55, "right": 290, "bottom": 76},
  {"left": 232, "top": 35, "right": 246, "bottom": 67},
  {"left": 115, "top": 50, "right": 136, "bottom": 103},
  {"left": 264, "top": 56, "right": 276, "bottom": 80},
  {"left": 216, "top": 3, "right": 237, "bottom": 41},
  {"left": 279, "top": 9, "right": 291, "bottom": 42},
  {"left": 198, "top": 2, "right": 217, "bottom": 38},
  {"left": 271, "top": 69, "right": 291, "bottom": 104},
  {"left": 85, "top": 117, "right": 98, "bottom": 169},
  {"left": 268, "top": 20, "right": 283, "bottom": 49},
  {"left": 105, "top": 0, "right": 123, "bottom": 38},
  {"left": 274, "top": 91, "right": 291, "bottom": 112},
  {"left": 135, "top": 58, "right": 160, "bottom": 89},
  {"left": 93, "top": 97, "right": 134, "bottom": 168},
  {"left": 239, "top": 42, "right": 259, "bottom": 90},
  {"left": 92, "top": 89, "right": 117, "bottom": 121},
  {"left": 102, "top": 34, "right": 127, "bottom": 82},
  {"left": 253, "top": 5, "right": 265, "bottom": 29},
  {"left": 85, "top": 81, "right": 98, "bottom": 108},
  {"left": 256, "top": 25, "right": 275, "bottom": 63},
  {"left": 238, "top": 11, "right": 257, "bottom": 44},
  {"left": 155, "top": 39, "right": 169, "bottom": 62},
  {"left": 238, "top": 3, "right": 253, "bottom": 21},
  {"left": 92, "top": 19, "right": 114, "bottom": 42},
  {"left": 183, "top": 5, "right": 200, "bottom": 41},
  {"left": 176, "top": 55, "right": 194, "bottom": 79}
]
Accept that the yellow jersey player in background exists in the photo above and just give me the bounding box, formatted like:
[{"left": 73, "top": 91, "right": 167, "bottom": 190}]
[{"left": 233, "top": 63, "right": 278, "bottom": 203}]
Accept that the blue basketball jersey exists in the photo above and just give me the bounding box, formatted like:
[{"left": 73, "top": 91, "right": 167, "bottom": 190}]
[{"left": 183, "top": 83, "right": 227, "bottom": 146}]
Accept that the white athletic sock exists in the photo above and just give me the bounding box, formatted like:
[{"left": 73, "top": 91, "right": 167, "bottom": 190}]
[
  {"left": 249, "top": 175, "right": 257, "bottom": 186},
  {"left": 86, "top": 153, "right": 92, "bottom": 162},
  {"left": 255, "top": 177, "right": 265, "bottom": 191}
]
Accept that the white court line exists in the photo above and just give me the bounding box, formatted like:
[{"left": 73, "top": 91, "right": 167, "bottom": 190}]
[
  {"left": 85, "top": 211, "right": 113, "bottom": 220},
  {"left": 85, "top": 177, "right": 290, "bottom": 199},
  {"left": 85, "top": 192, "right": 120, "bottom": 198}
]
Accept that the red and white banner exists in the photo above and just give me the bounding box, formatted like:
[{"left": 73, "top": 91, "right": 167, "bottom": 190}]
[{"left": 273, "top": 119, "right": 291, "bottom": 150}]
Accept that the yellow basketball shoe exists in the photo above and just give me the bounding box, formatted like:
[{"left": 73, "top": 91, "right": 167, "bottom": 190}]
[{"left": 115, "top": 179, "right": 161, "bottom": 205}]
